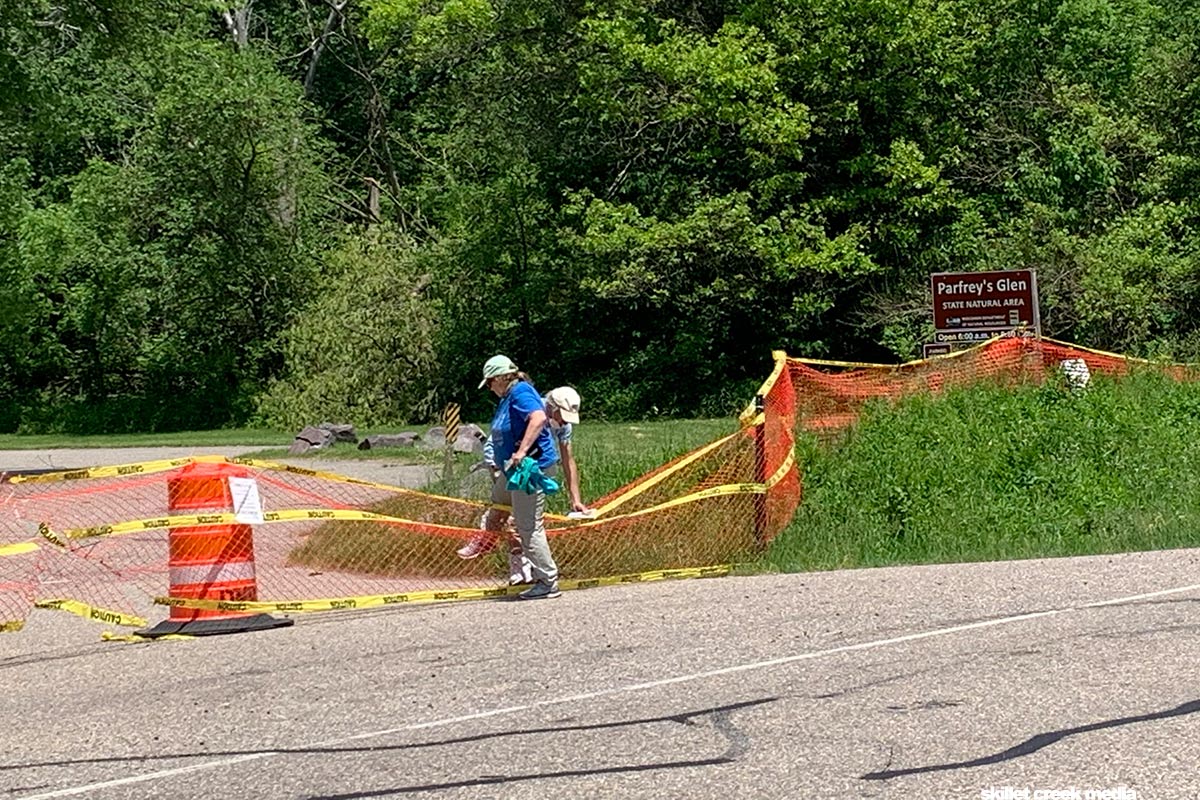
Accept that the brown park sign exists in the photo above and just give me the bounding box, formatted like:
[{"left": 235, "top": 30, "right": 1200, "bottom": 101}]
[{"left": 931, "top": 269, "right": 1040, "bottom": 338}]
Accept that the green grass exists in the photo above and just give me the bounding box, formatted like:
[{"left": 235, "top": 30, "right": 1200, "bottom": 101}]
[
  {"left": 0, "top": 429, "right": 289, "bottom": 449},
  {"left": 764, "top": 369, "right": 1200, "bottom": 572},
  {"left": 243, "top": 418, "right": 738, "bottom": 510}
]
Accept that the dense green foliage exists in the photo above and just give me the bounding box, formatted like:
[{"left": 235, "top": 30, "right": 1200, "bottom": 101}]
[
  {"left": 768, "top": 371, "right": 1200, "bottom": 569},
  {"left": 3, "top": 0, "right": 1200, "bottom": 432}
]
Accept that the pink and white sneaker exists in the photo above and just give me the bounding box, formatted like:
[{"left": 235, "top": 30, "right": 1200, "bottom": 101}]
[{"left": 456, "top": 531, "right": 498, "bottom": 559}]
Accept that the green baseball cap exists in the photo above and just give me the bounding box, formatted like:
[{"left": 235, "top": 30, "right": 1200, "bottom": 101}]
[{"left": 478, "top": 355, "right": 519, "bottom": 388}]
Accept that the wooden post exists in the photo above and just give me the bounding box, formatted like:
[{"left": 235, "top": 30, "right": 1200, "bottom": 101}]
[{"left": 753, "top": 393, "right": 768, "bottom": 549}]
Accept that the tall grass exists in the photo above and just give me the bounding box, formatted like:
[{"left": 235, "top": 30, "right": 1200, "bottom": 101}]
[
  {"left": 421, "top": 418, "right": 738, "bottom": 514},
  {"left": 766, "top": 370, "right": 1200, "bottom": 572},
  {"left": 557, "top": 419, "right": 737, "bottom": 509}
]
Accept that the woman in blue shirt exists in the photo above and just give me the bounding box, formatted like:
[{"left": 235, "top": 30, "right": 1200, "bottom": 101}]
[
  {"left": 474, "top": 354, "right": 561, "bottom": 600},
  {"left": 461, "top": 385, "right": 592, "bottom": 583}
]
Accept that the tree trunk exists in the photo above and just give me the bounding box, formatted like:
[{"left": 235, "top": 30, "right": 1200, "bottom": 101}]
[{"left": 221, "top": 3, "right": 252, "bottom": 50}]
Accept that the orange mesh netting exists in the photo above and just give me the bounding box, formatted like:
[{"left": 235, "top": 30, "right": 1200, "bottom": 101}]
[
  {"left": 785, "top": 335, "right": 1200, "bottom": 433},
  {"left": 0, "top": 350, "right": 800, "bottom": 633},
  {"left": 3, "top": 335, "right": 1188, "bottom": 635}
]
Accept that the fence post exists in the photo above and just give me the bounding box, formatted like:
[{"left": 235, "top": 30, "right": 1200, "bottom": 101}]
[{"left": 753, "top": 393, "right": 768, "bottom": 549}]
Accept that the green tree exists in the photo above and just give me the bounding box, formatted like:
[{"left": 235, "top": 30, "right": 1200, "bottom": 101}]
[
  {"left": 256, "top": 226, "right": 440, "bottom": 428},
  {"left": 1, "top": 6, "right": 334, "bottom": 431}
]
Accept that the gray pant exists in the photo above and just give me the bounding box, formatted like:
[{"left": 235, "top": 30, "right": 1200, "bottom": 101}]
[{"left": 491, "top": 465, "right": 559, "bottom": 585}]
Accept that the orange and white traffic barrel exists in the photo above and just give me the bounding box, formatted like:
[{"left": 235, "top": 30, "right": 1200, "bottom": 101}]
[{"left": 138, "top": 461, "right": 292, "bottom": 637}]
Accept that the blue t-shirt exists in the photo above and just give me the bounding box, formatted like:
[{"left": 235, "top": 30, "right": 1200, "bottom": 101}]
[
  {"left": 490, "top": 381, "right": 558, "bottom": 471},
  {"left": 484, "top": 423, "right": 569, "bottom": 467}
]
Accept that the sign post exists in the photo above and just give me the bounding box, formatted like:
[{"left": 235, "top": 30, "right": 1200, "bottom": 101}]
[{"left": 442, "top": 402, "right": 460, "bottom": 483}]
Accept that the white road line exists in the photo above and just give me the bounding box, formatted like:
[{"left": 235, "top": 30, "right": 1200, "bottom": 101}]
[
  {"left": 19, "top": 580, "right": 1200, "bottom": 799},
  {"left": 18, "top": 754, "right": 276, "bottom": 798}
]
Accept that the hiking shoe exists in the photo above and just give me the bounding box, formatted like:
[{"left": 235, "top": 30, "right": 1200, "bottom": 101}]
[
  {"left": 518, "top": 582, "right": 561, "bottom": 600},
  {"left": 508, "top": 552, "right": 534, "bottom": 585},
  {"left": 456, "top": 531, "right": 498, "bottom": 559}
]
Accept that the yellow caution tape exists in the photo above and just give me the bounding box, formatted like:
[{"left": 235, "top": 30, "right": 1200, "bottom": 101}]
[
  {"left": 739, "top": 351, "right": 789, "bottom": 424},
  {"left": 12, "top": 455, "right": 559, "bottom": 521},
  {"left": 34, "top": 599, "right": 147, "bottom": 628},
  {"left": 765, "top": 450, "right": 797, "bottom": 489},
  {"left": 232, "top": 457, "right": 446, "bottom": 496},
  {"left": 101, "top": 631, "right": 194, "bottom": 643},
  {"left": 45, "top": 468, "right": 779, "bottom": 542},
  {"left": 231, "top": 458, "right": 558, "bottom": 516},
  {"left": 38, "top": 521, "right": 69, "bottom": 549},
  {"left": 10, "top": 456, "right": 203, "bottom": 484},
  {"left": 154, "top": 564, "right": 732, "bottom": 613},
  {"left": 588, "top": 483, "right": 761, "bottom": 522},
  {"left": 1040, "top": 335, "right": 1200, "bottom": 367},
  {"left": 52, "top": 507, "right": 477, "bottom": 541},
  {"left": 784, "top": 334, "right": 1200, "bottom": 372},
  {"left": 592, "top": 431, "right": 742, "bottom": 518},
  {"left": 10, "top": 453, "right": 450, "bottom": 498},
  {"left": 0, "top": 542, "right": 38, "bottom": 557},
  {"left": 567, "top": 565, "right": 731, "bottom": 590}
]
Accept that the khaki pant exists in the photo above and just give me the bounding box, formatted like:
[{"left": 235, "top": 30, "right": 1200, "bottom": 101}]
[{"left": 491, "top": 465, "right": 559, "bottom": 585}]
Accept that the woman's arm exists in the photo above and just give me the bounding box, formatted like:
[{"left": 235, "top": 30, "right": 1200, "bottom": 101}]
[{"left": 558, "top": 439, "right": 587, "bottom": 511}]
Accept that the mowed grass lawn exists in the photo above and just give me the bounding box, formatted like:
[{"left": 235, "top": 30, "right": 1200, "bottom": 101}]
[{"left": 0, "top": 429, "right": 287, "bottom": 449}]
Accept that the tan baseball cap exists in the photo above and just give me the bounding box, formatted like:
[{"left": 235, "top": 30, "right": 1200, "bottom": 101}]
[{"left": 544, "top": 386, "right": 581, "bottom": 424}]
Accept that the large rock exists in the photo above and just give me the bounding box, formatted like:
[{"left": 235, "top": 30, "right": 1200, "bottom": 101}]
[
  {"left": 289, "top": 425, "right": 335, "bottom": 455},
  {"left": 319, "top": 422, "right": 358, "bottom": 444},
  {"left": 421, "top": 423, "right": 487, "bottom": 454},
  {"left": 358, "top": 432, "right": 421, "bottom": 450}
]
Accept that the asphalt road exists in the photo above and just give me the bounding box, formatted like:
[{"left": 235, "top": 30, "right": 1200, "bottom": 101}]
[{"left": 3, "top": 548, "right": 1199, "bottom": 799}]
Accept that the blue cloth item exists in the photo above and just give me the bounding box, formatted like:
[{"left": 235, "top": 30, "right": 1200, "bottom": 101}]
[
  {"left": 506, "top": 457, "right": 560, "bottom": 495},
  {"left": 490, "top": 381, "right": 558, "bottom": 471}
]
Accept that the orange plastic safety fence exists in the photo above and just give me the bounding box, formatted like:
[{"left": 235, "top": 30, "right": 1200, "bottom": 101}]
[
  {"left": 7, "top": 335, "right": 1178, "bottom": 635},
  {"left": 0, "top": 352, "right": 802, "bottom": 632},
  {"left": 784, "top": 335, "right": 1200, "bottom": 433}
]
